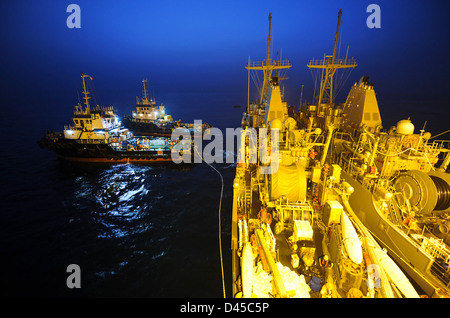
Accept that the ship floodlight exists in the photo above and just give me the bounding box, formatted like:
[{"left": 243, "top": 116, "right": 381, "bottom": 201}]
[{"left": 342, "top": 182, "right": 354, "bottom": 194}]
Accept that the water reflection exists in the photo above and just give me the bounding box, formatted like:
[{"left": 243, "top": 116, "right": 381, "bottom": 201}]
[
  {"left": 54, "top": 157, "right": 231, "bottom": 296},
  {"left": 71, "top": 164, "right": 164, "bottom": 239}
]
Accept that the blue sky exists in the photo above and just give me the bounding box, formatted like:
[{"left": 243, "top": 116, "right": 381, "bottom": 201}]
[{"left": 1, "top": 0, "right": 449, "bottom": 127}]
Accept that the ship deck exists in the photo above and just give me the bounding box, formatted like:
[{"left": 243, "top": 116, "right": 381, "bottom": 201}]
[{"left": 274, "top": 226, "right": 326, "bottom": 298}]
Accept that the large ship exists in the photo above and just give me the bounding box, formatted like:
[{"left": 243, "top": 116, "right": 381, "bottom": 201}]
[
  {"left": 122, "top": 79, "right": 211, "bottom": 137},
  {"left": 230, "top": 11, "right": 419, "bottom": 298},
  {"left": 38, "top": 73, "right": 182, "bottom": 163},
  {"left": 297, "top": 14, "right": 450, "bottom": 297}
]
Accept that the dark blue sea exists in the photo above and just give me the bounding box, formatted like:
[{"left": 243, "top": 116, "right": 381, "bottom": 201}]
[
  {"left": 0, "top": 89, "right": 448, "bottom": 298},
  {"left": 0, "top": 91, "right": 243, "bottom": 298}
]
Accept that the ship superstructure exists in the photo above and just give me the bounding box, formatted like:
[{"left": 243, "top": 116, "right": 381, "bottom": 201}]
[
  {"left": 294, "top": 10, "right": 450, "bottom": 297},
  {"left": 122, "top": 79, "right": 211, "bottom": 137},
  {"left": 134, "top": 79, "right": 171, "bottom": 123},
  {"left": 331, "top": 84, "right": 450, "bottom": 297},
  {"left": 63, "top": 73, "right": 131, "bottom": 143},
  {"left": 122, "top": 79, "right": 174, "bottom": 136},
  {"left": 231, "top": 12, "right": 415, "bottom": 298}
]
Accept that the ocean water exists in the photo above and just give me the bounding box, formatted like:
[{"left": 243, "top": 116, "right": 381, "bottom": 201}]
[
  {"left": 0, "top": 91, "right": 243, "bottom": 298},
  {"left": 1, "top": 88, "right": 448, "bottom": 298}
]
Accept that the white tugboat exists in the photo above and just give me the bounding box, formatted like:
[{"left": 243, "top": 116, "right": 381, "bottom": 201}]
[
  {"left": 122, "top": 79, "right": 211, "bottom": 137},
  {"left": 122, "top": 79, "right": 175, "bottom": 137}
]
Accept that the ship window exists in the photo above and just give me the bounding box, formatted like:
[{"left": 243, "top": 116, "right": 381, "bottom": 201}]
[
  {"left": 364, "top": 112, "right": 371, "bottom": 120},
  {"left": 372, "top": 113, "right": 379, "bottom": 121}
]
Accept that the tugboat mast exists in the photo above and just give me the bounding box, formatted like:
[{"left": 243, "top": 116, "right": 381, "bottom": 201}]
[
  {"left": 141, "top": 79, "right": 150, "bottom": 105},
  {"left": 81, "top": 72, "right": 93, "bottom": 113}
]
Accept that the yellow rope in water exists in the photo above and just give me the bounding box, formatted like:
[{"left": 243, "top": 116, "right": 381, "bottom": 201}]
[{"left": 194, "top": 146, "right": 226, "bottom": 298}]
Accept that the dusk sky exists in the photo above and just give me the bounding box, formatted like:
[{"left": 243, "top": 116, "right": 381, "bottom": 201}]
[
  {"left": 2, "top": 0, "right": 450, "bottom": 300},
  {"left": 1, "top": 0, "right": 449, "bottom": 131}
]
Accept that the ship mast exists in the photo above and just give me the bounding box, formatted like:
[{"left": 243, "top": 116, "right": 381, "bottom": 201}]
[
  {"left": 81, "top": 72, "right": 93, "bottom": 113},
  {"left": 266, "top": 12, "right": 272, "bottom": 69},
  {"left": 142, "top": 79, "right": 150, "bottom": 104},
  {"left": 307, "top": 9, "right": 357, "bottom": 108},
  {"left": 246, "top": 13, "right": 291, "bottom": 106}
]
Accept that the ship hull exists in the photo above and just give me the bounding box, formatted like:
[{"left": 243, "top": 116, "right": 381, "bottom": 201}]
[
  {"left": 231, "top": 185, "right": 240, "bottom": 298},
  {"left": 341, "top": 170, "right": 446, "bottom": 297},
  {"left": 38, "top": 135, "right": 174, "bottom": 163},
  {"left": 55, "top": 154, "right": 172, "bottom": 163},
  {"left": 122, "top": 116, "right": 173, "bottom": 137}
]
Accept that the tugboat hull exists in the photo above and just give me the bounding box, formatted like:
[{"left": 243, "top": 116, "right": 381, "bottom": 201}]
[
  {"left": 122, "top": 115, "right": 173, "bottom": 137},
  {"left": 38, "top": 135, "right": 173, "bottom": 163}
]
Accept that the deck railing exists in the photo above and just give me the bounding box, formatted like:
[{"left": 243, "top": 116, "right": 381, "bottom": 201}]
[
  {"left": 307, "top": 57, "right": 357, "bottom": 67},
  {"left": 246, "top": 59, "right": 291, "bottom": 68}
]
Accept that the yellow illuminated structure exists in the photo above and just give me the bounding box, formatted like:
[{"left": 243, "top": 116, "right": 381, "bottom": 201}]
[{"left": 230, "top": 11, "right": 421, "bottom": 299}]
